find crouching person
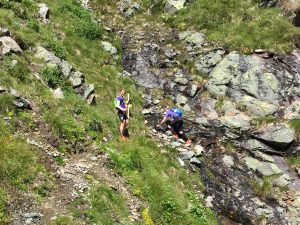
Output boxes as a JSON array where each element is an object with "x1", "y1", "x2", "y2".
[{"x1": 157, "y1": 106, "x2": 192, "y2": 145}]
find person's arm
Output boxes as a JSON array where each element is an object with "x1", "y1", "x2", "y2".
[
  {"x1": 157, "y1": 116, "x2": 168, "y2": 127},
  {"x1": 116, "y1": 99, "x2": 126, "y2": 112}
]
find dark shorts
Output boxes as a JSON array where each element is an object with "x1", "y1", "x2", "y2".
[{"x1": 118, "y1": 110, "x2": 128, "y2": 122}]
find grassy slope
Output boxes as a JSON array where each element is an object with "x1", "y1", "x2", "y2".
[
  {"x1": 0, "y1": 0, "x2": 216, "y2": 224},
  {"x1": 145, "y1": 0, "x2": 300, "y2": 53}
]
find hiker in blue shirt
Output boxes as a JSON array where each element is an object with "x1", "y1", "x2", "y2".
[
  {"x1": 115, "y1": 89, "x2": 128, "y2": 140},
  {"x1": 157, "y1": 106, "x2": 192, "y2": 145}
]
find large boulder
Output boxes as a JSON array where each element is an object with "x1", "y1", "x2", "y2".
[
  {"x1": 0, "y1": 28, "x2": 10, "y2": 37},
  {"x1": 0, "y1": 36, "x2": 23, "y2": 56},
  {"x1": 219, "y1": 112, "x2": 251, "y2": 132},
  {"x1": 35, "y1": 46, "x2": 61, "y2": 67},
  {"x1": 253, "y1": 123, "x2": 295, "y2": 150}
]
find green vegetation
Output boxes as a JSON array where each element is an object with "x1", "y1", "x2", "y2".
[
  {"x1": 286, "y1": 156, "x2": 300, "y2": 168},
  {"x1": 41, "y1": 66, "x2": 65, "y2": 89},
  {"x1": 107, "y1": 138, "x2": 216, "y2": 224},
  {"x1": 166, "y1": 0, "x2": 300, "y2": 53},
  {"x1": 87, "y1": 185, "x2": 130, "y2": 224},
  {"x1": 0, "y1": 188, "x2": 9, "y2": 224},
  {"x1": 251, "y1": 115, "x2": 278, "y2": 127},
  {"x1": 0, "y1": 121, "x2": 44, "y2": 189},
  {"x1": 290, "y1": 119, "x2": 300, "y2": 134}
]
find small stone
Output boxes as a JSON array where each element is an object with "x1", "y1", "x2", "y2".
[
  {"x1": 0, "y1": 27, "x2": 10, "y2": 37},
  {"x1": 193, "y1": 145, "x2": 204, "y2": 156},
  {"x1": 205, "y1": 196, "x2": 214, "y2": 208},
  {"x1": 222, "y1": 155, "x2": 234, "y2": 167},
  {"x1": 178, "y1": 157, "x2": 185, "y2": 167},
  {"x1": 176, "y1": 94, "x2": 188, "y2": 106},
  {"x1": 142, "y1": 108, "x2": 152, "y2": 115},
  {"x1": 190, "y1": 157, "x2": 201, "y2": 166},
  {"x1": 53, "y1": 88, "x2": 64, "y2": 99},
  {"x1": 101, "y1": 41, "x2": 117, "y2": 54},
  {"x1": 180, "y1": 151, "x2": 194, "y2": 160},
  {"x1": 255, "y1": 49, "x2": 265, "y2": 53},
  {"x1": 296, "y1": 168, "x2": 300, "y2": 177},
  {"x1": 23, "y1": 213, "x2": 43, "y2": 218},
  {"x1": 171, "y1": 141, "x2": 182, "y2": 147}
]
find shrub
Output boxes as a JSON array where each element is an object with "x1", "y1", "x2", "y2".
[
  {"x1": 290, "y1": 119, "x2": 300, "y2": 134},
  {"x1": 41, "y1": 66, "x2": 64, "y2": 88},
  {"x1": 28, "y1": 19, "x2": 40, "y2": 32},
  {"x1": 74, "y1": 19, "x2": 101, "y2": 40},
  {"x1": 6, "y1": 58, "x2": 30, "y2": 82},
  {"x1": 46, "y1": 39, "x2": 67, "y2": 59}
]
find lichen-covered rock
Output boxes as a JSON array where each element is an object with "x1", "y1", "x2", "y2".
[
  {"x1": 35, "y1": 46, "x2": 61, "y2": 67},
  {"x1": 195, "y1": 49, "x2": 226, "y2": 74},
  {"x1": 254, "y1": 123, "x2": 295, "y2": 150},
  {"x1": 53, "y1": 88, "x2": 64, "y2": 99},
  {"x1": 220, "y1": 112, "x2": 251, "y2": 132},
  {"x1": 284, "y1": 100, "x2": 300, "y2": 119}
]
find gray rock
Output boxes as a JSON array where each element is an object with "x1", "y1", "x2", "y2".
[
  {"x1": 185, "y1": 32, "x2": 205, "y2": 47},
  {"x1": 0, "y1": 27, "x2": 10, "y2": 37},
  {"x1": 0, "y1": 36, "x2": 23, "y2": 56},
  {"x1": 142, "y1": 108, "x2": 152, "y2": 115},
  {"x1": 194, "y1": 116, "x2": 209, "y2": 126},
  {"x1": 87, "y1": 93, "x2": 96, "y2": 105},
  {"x1": 35, "y1": 46, "x2": 61, "y2": 66},
  {"x1": 193, "y1": 145, "x2": 204, "y2": 156},
  {"x1": 190, "y1": 157, "x2": 201, "y2": 166},
  {"x1": 81, "y1": 0, "x2": 90, "y2": 9},
  {"x1": 83, "y1": 84, "x2": 95, "y2": 99},
  {"x1": 297, "y1": 168, "x2": 300, "y2": 177},
  {"x1": 178, "y1": 157, "x2": 185, "y2": 167},
  {"x1": 284, "y1": 100, "x2": 300, "y2": 119},
  {"x1": 38, "y1": 3, "x2": 49, "y2": 23},
  {"x1": 175, "y1": 77, "x2": 189, "y2": 85},
  {"x1": 242, "y1": 139, "x2": 279, "y2": 155},
  {"x1": 61, "y1": 60, "x2": 72, "y2": 78},
  {"x1": 53, "y1": 88, "x2": 64, "y2": 99},
  {"x1": 23, "y1": 213, "x2": 43, "y2": 218},
  {"x1": 244, "y1": 156, "x2": 262, "y2": 171},
  {"x1": 165, "y1": 0, "x2": 187, "y2": 13},
  {"x1": 256, "y1": 162, "x2": 282, "y2": 176},
  {"x1": 120, "y1": 0, "x2": 140, "y2": 17},
  {"x1": 254, "y1": 123, "x2": 295, "y2": 149},
  {"x1": 171, "y1": 141, "x2": 182, "y2": 147},
  {"x1": 101, "y1": 41, "x2": 117, "y2": 54},
  {"x1": 164, "y1": 47, "x2": 177, "y2": 59},
  {"x1": 175, "y1": 94, "x2": 188, "y2": 106},
  {"x1": 180, "y1": 151, "x2": 195, "y2": 160},
  {"x1": 253, "y1": 151, "x2": 274, "y2": 163},
  {"x1": 220, "y1": 112, "x2": 251, "y2": 132},
  {"x1": 195, "y1": 49, "x2": 226, "y2": 75},
  {"x1": 69, "y1": 71, "x2": 84, "y2": 87},
  {"x1": 222, "y1": 155, "x2": 234, "y2": 167},
  {"x1": 272, "y1": 174, "x2": 291, "y2": 187}
]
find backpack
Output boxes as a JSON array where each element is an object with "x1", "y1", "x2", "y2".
[
  {"x1": 114, "y1": 98, "x2": 118, "y2": 108},
  {"x1": 171, "y1": 107, "x2": 183, "y2": 117}
]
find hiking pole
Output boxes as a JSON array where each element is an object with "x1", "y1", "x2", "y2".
[{"x1": 127, "y1": 93, "x2": 130, "y2": 121}]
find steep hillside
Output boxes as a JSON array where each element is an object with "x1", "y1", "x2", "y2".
[{"x1": 0, "y1": 0, "x2": 300, "y2": 225}]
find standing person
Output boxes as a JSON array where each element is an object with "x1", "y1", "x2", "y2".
[
  {"x1": 157, "y1": 106, "x2": 192, "y2": 145},
  {"x1": 115, "y1": 89, "x2": 128, "y2": 140}
]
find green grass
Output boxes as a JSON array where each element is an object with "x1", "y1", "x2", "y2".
[
  {"x1": 166, "y1": 0, "x2": 300, "y2": 53},
  {"x1": 0, "y1": 120, "x2": 44, "y2": 189},
  {"x1": 286, "y1": 156, "x2": 300, "y2": 168},
  {"x1": 106, "y1": 137, "x2": 216, "y2": 224},
  {"x1": 0, "y1": 188, "x2": 9, "y2": 224},
  {"x1": 87, "y1": 185, "x2": 130, "y2": 224},
  {"x1": 251, "y1": 115, "x2": 278, "y2": 126},
  {"x1": 290, "y1": 119, "x2": 300, "y2": 134}
]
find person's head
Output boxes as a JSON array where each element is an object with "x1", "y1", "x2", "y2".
[{"x1": 119, "y1": 89, "x2": 126, "y2": 97}]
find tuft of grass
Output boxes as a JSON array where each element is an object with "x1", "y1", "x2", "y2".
[
  {"x1": 285, "y1": 156, "x2": 300, "y2": 168},
  {"x1": 46, "y1": 39, "x2": 67, "y2": 60},
  {"x1": 28, "y1": 19, "x2": 40, "y2": 32},
  {"x1": 290, "y1": 119, "x2": 300, "y2": 134},
  {"x1": 251, "y1": 115, "x2": 278, "y2": 127},
  {"x1": 87, "y1": 185, "x2": 130, "y2": 224},
  {"x1": 41, "y1": 66, "x2": 65, "y2": 89},
  {"x1": 0, "y1": 188, "x2": 9, "y2": 224},
  {"x1": 49, "y1": 216, "x2": 77, "y2": 225},
  {"x1": 167, "y1": 0, "x2": 300, "y2": 53}
]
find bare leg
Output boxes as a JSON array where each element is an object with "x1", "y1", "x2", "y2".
[{"x1": 120, "y1": 121, "x2": 125, "y2": 136}]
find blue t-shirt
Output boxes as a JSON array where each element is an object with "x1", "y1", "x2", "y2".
[
  {"x1": 116, "y1": 96, "x2": 125, "y2": 109},
  {"x1": 164, "y1": 110, "x2": 179, "y2": 119}
]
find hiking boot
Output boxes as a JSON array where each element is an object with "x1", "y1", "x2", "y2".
[
  {"x1": 186, "y1": 139, "x2": 192, "y2": 145},
  {"x1": 120, "y1": 135, "x2": 127, "y2": 141}
]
